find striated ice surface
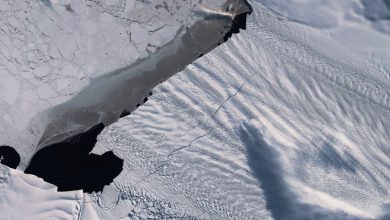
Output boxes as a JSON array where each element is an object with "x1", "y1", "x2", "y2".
[
  {"x1": 0, "y1": 0, "x2": 389, "y2": 220},
  {"x1": 0, "y1": 0, "x2": 251, "y2": 166},
  {"x1": 91, "y1": 1, "x2": 389, "y2": 219},
  {"x1": 259, "y1": 0, "x2": 390, "y2": 71}
]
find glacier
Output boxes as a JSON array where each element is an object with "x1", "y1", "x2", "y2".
[
  {"x1": 0, "y1": 0, "x2": 252, "y2": 167},
  {"x1": 1, "y1": 0, "x2": 390, "y2": 220},
  {"x1": 91, "y1": 1, "x2": 390, "y2": 219}
]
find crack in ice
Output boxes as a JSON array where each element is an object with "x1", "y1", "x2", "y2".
[
  {"x1": 167, "y1": 81, "x2": 247, "y2": 158},
  {"x1": 137, "y1": 81, "x2": 247, "y2": 184}
]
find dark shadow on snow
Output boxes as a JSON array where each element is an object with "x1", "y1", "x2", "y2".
[
  {"x1": 41, "y1": 0, "x2": 52, "y2": 8},
  {"x1": 238, "y1": 120, "x2": 370, "y2": 220},
  {"x1": 25, "y1": 123, "x2": 123, "y2": 193},
  {"x1": 361, "y1": 0, "x2": 390, "y2": 21}
]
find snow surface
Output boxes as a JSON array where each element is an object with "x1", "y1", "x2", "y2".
[
  {"x1": 1, "y1": 0, "x2": 390, "y2": 220},
  {"x1": 91, "y1": 0, "x2": 390, "y2": 219},
  {"x1": 259, "y1": 0, "x2": 390, "y2": 73},
  {"x1": 0, "y1": 0, "x2": 251, "y2": 166},
  {"x1": 0, "y1": 164, "x2": 84, "y2": 220}
]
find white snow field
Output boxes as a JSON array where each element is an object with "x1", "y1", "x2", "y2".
[
  {"x1": 1, "y1": 0, "x2": 390, "y2": 220},
  {"x1": 0, "y1": 164, "x2": 84, "y2": 219},
  {"x1": 92, "y1": 0, "x2": 390, "y2": 219}
]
